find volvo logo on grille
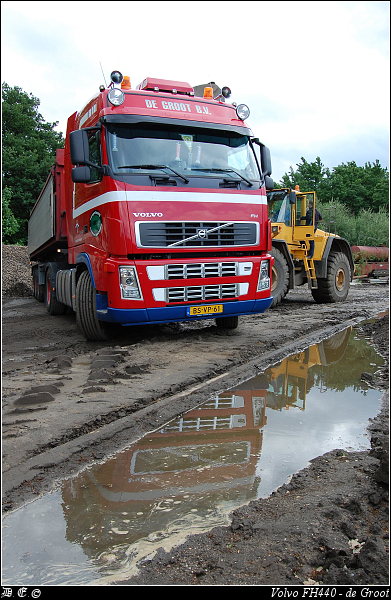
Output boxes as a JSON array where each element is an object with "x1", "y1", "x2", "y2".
[
  {"x1": 166, "y1": 221, "x2": 235, "y2": 248},
  {"x1": 197, "y1": 228, "x2": 207, "y2": 239}
]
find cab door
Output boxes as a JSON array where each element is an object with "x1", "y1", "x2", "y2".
[
  {"x1": 292, "y1": 192, "x2": 315, "y2": 245},
  {"x1": 72, "y1": 129, "x2": 106, "y2": 246}
]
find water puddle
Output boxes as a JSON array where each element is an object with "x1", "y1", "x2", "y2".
[{"x1": 2, "y1": 325, "x2": 385, "y2": 585}]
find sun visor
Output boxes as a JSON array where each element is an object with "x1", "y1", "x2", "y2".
[{"x1": 100, "y1": 114, "x2": 252, "y2": 136}]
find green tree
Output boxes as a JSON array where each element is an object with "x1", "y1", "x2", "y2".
[
  {"x1": 280, "y1": 157, "x2": 332, "y2": 201},
  {"x1": 329, "y1": 160, "x2": 389, "y2": 215},
  {"x1": 281, "y1": 157, "x2": 389, "y2": 215},
  {"x1": 280, "y1": 156, "x2": 389, "y2": 247},
  {"x1": 2, "y1": 187, "x2": 19, "y2": 241},
  {"x1": 2, "y1": 83, "x2": 64, "y2": 244},
  {"x1": 315, "y1": 199, "x2": 389, "y2": 247}
]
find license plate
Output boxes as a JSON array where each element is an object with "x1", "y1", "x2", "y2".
[{"x1": 187, "y1": 304, "x2": 223, "y2": 316}]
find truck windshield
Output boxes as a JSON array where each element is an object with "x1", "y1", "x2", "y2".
[{"x1": 105, "y1": 123, "x2": 260, "y2": 183}]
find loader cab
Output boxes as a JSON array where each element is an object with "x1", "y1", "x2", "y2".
[
  {"x1": 267, "y1": 188, "x2": 316, "y2": 247},
  {"x1": 267, "y1": 188, "x2": 297, "y2": 237}
]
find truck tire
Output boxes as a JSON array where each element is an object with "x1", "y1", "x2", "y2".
[
  {"x1": 215, "y1": 315, "x2": 239, "y2": 330},
  {"x1": 270, "y1": 247, "x2": 289, "y2": 307},
  {"x1": 311, "y1": 251, "x2": 351, "y2": 304},
  {"x1": 75, "y1": 270, "x2": 116, "y2": 341},
  {"x1": 45, "y1": 265, "x2": 66, "y2": 315}
]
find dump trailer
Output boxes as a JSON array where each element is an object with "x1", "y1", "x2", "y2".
[
  {"x1": 28, "y1": 72, "x2": 275, "y2": 340},
  {"x1": 266, "y1": 187, "x2": 354, "y2": 306}
]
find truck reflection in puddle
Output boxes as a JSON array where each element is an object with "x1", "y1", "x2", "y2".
[
  {"x1": 2, "y1": 326, "x2": 385, "y2": 585},
  {"x1": 59, "y1": 325, "x2": 383, "y2": 579},
  {"x1": 62, "y1": 387, "x2": 267, "y2": 569}
]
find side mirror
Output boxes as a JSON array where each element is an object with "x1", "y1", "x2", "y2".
[
  {"x1": 70, "y1": 129, "x2": 90, "y2": 166},
  {"x1": 260, "y1": 145, "x2": 272, "y2": 177},
  {"x1": 72, "y1": 166, "x2": 91, "y2": 183},
  {"x1": 289, "y1": 190, "x2": 297, "y2": 204},
  {"x1": 251, "y1": 138, "x2": 272, "y2": 177},
  {"x1": 265, "y1": 176, "x2": 274, "y2": 190}
]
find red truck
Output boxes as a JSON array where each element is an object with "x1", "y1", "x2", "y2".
[{"x1": 28, "y1": 72, "x2": 274, "y2": 340}]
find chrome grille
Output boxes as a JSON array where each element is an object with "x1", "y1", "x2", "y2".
[
  {"x1": 137, "y1": 221, "x2": 258, "y2": 247},
  {"x1": 166, "y1": 283, "x2": 238, "y2": 303},
  {"x1": 166, "y1": 262, "x2": 238, "y2": 279}
]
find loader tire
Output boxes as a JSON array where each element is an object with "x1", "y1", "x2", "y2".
[
  {"x1": 311, "y1": 251, "x2": 351, "y2": 304},
  {"x1": 270, "y1": 247, "x2": 289, "y2": 307},
  {"x1": 76, "y1": 270, "x2": 117, "y2": 341},
  {"x1": 45, "y1": 265, "x2": 66, "y2": 315}
]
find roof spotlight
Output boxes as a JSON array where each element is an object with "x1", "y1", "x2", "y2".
[
  {"x1": 236, "y1": 103, "x2": 250, "y2": 120},
  {"x1": 108, "y1": 88, "x2": 125, "y2": 106},
  {"x1": 110, "y1": 71, "x2": 123, "y2": 85},
  {"x1": 222, "y1": 86, "x2": 231, "y2": 99}
]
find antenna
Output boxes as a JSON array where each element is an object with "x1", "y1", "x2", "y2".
[{"x1": 99, "y1": 62, "x2": 107, "y2": 87}]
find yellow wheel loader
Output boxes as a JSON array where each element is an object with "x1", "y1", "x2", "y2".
[{"x1": 267, "y1": 188, "x2": 354, "y2": 307}]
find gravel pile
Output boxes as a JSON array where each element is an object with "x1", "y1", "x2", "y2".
[{"x1": 2, "y1": 245, "x2": 34, "y2": 298}]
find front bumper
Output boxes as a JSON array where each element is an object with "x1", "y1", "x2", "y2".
[{"x1": 97, "y1": 296, "x2": 273, "y2": 326}]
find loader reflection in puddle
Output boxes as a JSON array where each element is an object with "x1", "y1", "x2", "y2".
[
  {"x1": 253, "y1": 327, "x2": 352, "y2": 412},
  {"x1": 61, "y1": 328, "x2": 355, "y2": 567}
]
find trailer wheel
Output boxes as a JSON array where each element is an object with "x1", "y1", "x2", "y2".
[
  {"x1": 76, "y1": 270, "x2": 116, "y2": 341},
  {"x1": 215, "y1": 315, "x2": 239, "y2": 330},
  {"x1": 270, "y1": 247, "x2": 289, "y2": 307},
  {"x1": 45, "y1": 265, "x2": 66, "y2": 315},
  {"x1": 311, "y1": 251, "x2": 351, "y2": 304}
]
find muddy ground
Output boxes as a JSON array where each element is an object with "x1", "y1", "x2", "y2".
[{"x1": 1, "y1": 266, "x2": 389, "y2": 587}]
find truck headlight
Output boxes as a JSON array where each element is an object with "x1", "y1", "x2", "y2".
[
  {"x1": 119, "y1": 266, "x2": 142, "y2": 299},
  {"x1": 257, "y1": 260, "x2": 270, "y2": 291}
]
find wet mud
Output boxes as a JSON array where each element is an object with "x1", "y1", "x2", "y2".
[{"x1": 1, "y1": 282, "x2": 389, "y2": 586}]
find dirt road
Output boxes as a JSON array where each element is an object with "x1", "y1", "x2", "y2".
[{"x1": 2, "y1": 274, "x2": 389, "y2": 586}]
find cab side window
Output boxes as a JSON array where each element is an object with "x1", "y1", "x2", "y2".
[{"x1": 88, "y1": 132, "x2": 102, "y2": 183}]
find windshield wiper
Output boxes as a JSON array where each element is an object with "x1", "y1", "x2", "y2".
[
  {"x1": 117, "y1": 164, "x2": 189, "y2": 183},
  {"x1": 191, "y1": 167, "x2": 253, "y2": 187}
]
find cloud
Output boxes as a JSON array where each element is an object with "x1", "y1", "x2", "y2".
[{"x1": 1, "y1": 1, "x2": 389, "y2": 180}]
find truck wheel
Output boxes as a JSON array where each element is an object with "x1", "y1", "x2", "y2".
[
  {"x1": 76, "y1": 270, "x2": 116, "y2": 341},
  {"x1": 311, "y1": 251, "x2": 351, "y2": 303},
  {"x1": 270, "y1": 247, "x2": 289, "y2": 307},
  {"x1": 45, "y1": 265, "x2": 66, "y2": 315},
  {"x1": 215, "y1": 315, "x2": 239, "y2": 330}
]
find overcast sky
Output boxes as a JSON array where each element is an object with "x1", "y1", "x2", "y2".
[{"x1": 2, "y1": 0, "x2": 389, "y2": 183}]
